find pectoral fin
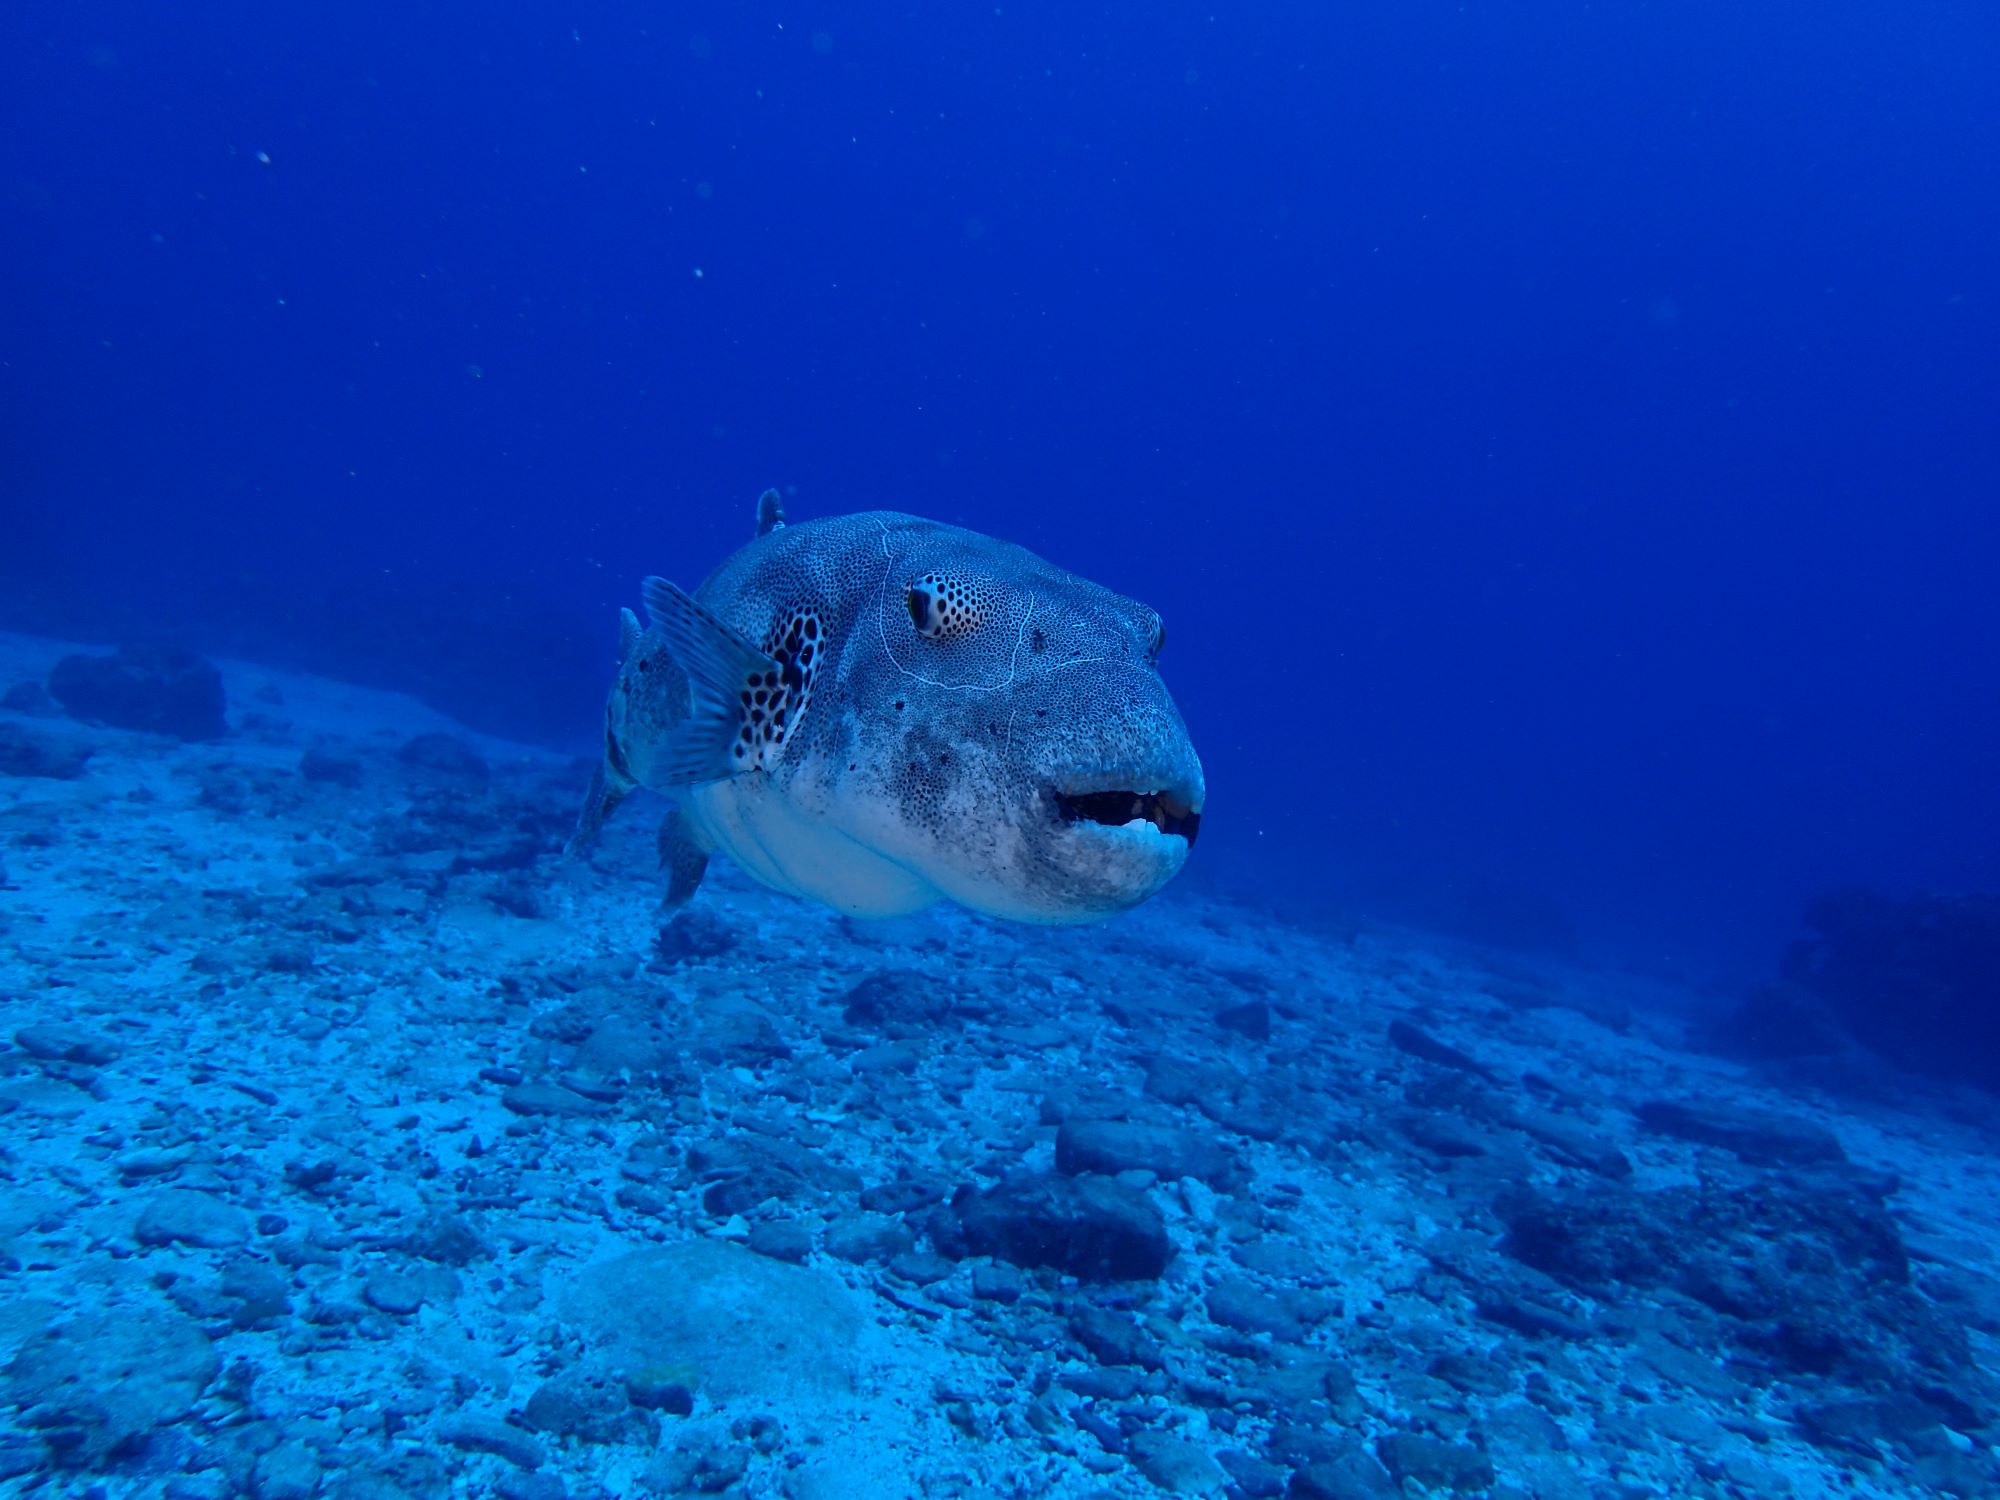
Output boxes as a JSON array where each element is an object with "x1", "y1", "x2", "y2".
[{"x1": 640, "y1": 576, "x2": 781, "y2": 785}]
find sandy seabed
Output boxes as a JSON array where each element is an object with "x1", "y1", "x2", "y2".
[{"x1": 1, "y1": 630, "x2": 1997, "y2": 1500}]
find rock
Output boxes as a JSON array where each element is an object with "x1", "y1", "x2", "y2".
[
  {"x1": 1705, "y1": 980, "x2": 1854, "y2": 1064},
  {"x1": 971, "y1": 1263, "x2": 1024, "y2": 1304},
  {"x1": 363, "y1": 1271, "x2": 430, "y2": 1317},
  {"x1": 1498, "y1": 1175, "x2": 1967, "y2": 1385},
  {"x1": 1428, "y1": 1351, "x2": 1514, "y2": 1397},
  {"x1": 47, "y1": 645, "x2": 226, "y2": 740},
  {"x1": 1388, "y1": 1019, "x2": 1498, "y2": 1080},
  {"x1": 849, "y1": 1041, "x2": 920, "y2": 1074},
  {"x1": 1374, "y1": 1433, "x2": 1496, "y2": 1494},
  {"x1": 1, "y1": 681, "x2": 59, "y2": 716},
  {"x1": 1499, "y1": 1108, "x2": 1633, "y2": 1179},
  {"x1": 1714, "y1": 887, "x2": 2000, "y2": 1105},
  {"x1": 436, "y1": 1415, "x2": 547, "y2": 1470},
  {"x1": 115, "y1": 1146, "x2": 192, "y2": 1179},
  {"x1": 746, "y1": 1219, "x2": 813, "y2": 1263},
  {"x1": 1215, "y1": 999, "x2": 1271, "y2": 1040},
  {"x1": 685, "y1": 998, "x2": 792, "y2": 1066},
  {"x1": 1230, "y1": 1240, "x2": 1320, "y2": 1280},
  {"x1": 252, "y1": 1441, "x2": 323, "y2": 1500},
  {"x1": 1145, "y1": 1055, "x2": 1240, "y2": 1107},
  {"x1": 1056, "y1": 1118, "x2": 1236, "y2": 1186},
  {"x1": 687, "y1": 1134, "x2": 859, "y2": 1217},
  {"x1": 501, "y1": 1080, "x2": 609, "y2": 1118},
  {"x1": 521, "y1": 1366, "x2": 656, "y2": 1446},
  {"x1": 134, "y1": 1189, "x2": 252, "y2": 1248},
  {"x1": 1286, "y1": 1448, "x2": 1400, "y2": 1499},
  {"x1": 1128, "y1": 1428, "x2": 1228, "y2": 1494},
  {"x1": 14, "y1": 1024, "x2": 121, "y2": 1065},
  {"x1": 1771, "y1": 887, "x2": 2000, "y2": 1092},
  {"x1": 1635, "y1": 1098, "x2": 1847, "y2": 1167},
  {"x1": 299, "y1": 748, "x2": 364, "y2": 786},
  {"x1": 1399, "y1": 1114, "x2": 1492, "y2": 1158},
  {"x1": 220, "y1": 1261, "x2": 293, "y2": 1328},
  {"x1": 1206, "y1": 1278, "x2": 1305, "y2": 1341},
  {"x1": 958, "y1": 1171, "x2": 1171, "y2": 1281},
  {"x1": 406, "y1": 1211, "x2": 486, "y2": 1266},
  {"x1": 0, "y1": 1436, "x2": 39, "y2": 1481},
  {"x1": 561, "y1": 1241, "x2": 863, "y2": 1401},
  {"x1": 3, "y1": 1307, "x2": 218, "y2": 1465},
  {"x1": 396, "y1": 733, "x2": 489, "y2": 782},
  {"x1": 626, "y1": 1366, "x2": 698, "y2": 1416},
  {"x1": 574, "y1": 1013, "x2": 672, "y2": 1077},
  {"x1": 653, "y1": 908, "x2": 737, "y2": 962},
  {"x1": 887, "y1": 1249, "x2": 955, "y2": 1285},
  {"x1": 0, "y1": 723, "x2": 91, "y2": 779},
  {"x1": 1217, "y1": 1450, "x2": 1287, "y2": 1499},
  {"x1": 822, "y1": 1212, "x2": 914, "y2": 1264},
  {"x1": 1792, "y1": 1393, "x2": 1957, "y2": 1458},
  {"x1": 841, "y1": 968, "x2": 952, "y2": 1027},
  {"x1": 642, "y1": 1434, "x2": 749, "y2": 1495},
  {"x1": 1069, "y1": 1304, "x2": 1165, "y2": 1370},
  {"x1": 1472, "y1": 1292, "x2": 1593, "y2": 1342},
  {"x1": 858, "y1": 1179, "x2": 949, "y2": 1215}
]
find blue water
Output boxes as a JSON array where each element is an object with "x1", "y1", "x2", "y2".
[
  {"x1": 6, "y1": 1, "x2": 1998, "y2": 974},
  {"x1": 9, "y1": 10, "x2": 2000, "y2": 1499}
]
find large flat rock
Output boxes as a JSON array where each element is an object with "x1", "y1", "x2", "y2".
[{"x1": 560, "y1": 1240, "x2": 864, "y2": 1402}]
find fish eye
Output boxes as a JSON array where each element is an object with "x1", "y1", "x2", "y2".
[
  {"x1": 905, "y1": 572, "x2": 991, "y2": 641},
  {"x1": 1147, "y1": 612, "x2": 1166, "y2": 659}
]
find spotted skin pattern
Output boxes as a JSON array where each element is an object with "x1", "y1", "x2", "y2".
[
  {"x1": 729, "y1": 610, "x2": 823, "y2": 771},
  {"x1": 570, "y1": 503, "x2": 1205, "y2": 924}
]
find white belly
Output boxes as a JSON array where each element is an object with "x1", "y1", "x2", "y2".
[{"x1": 684, "y1": 778, "x2": 941, "y2": 918}]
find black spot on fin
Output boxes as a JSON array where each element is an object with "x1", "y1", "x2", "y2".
[
  {"x1": 755, "y1": 487, "x2": 786, "y2": 538},
  {"x1": 658, "y1": 806, "x2": 710, "y2": 911},
  {"x1": 639, "y1": 576, "x2": 779, "y2": 785}
]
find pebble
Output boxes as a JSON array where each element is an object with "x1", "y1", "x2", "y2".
[
  {"x1": 1375, "y1": 1432, "x2": 1497, "y2": 1494},
  {"x1": 1069, "y1": 1303, "x2": 1165, "y2": 1370},
  {"x1": 14, "y1": 1024, "x2": 122, "y2": 1066},
  {"x1": 1055, "y1": 1118, "x2": 1235, "y2": 1186},
  {"x1": 823, "y1": 1211, "x2": 914, "y2": 1264},
  {"x1": 116, "y1": 1146, "x2": 193, "y2": 1179},
  {"x1": 251, "y1": 1440, "x2": 323, "y2": 1500},
  {"x1": 1127, "y1": 1428, "x2": 1228, "y2": 1494},
  {"x1": 1205, "y1": 1278, "x2": 1305, "y2": 1342},
  {"x1": 746, "y1": 1219, "x2": 813, "y2": 1263},
  {"x1": 1634, "y1": 1098, "x2": 1848, "y2": 1167},
  {"x1": 436, "y1": 1414, "x2": 548, "y2": 1470},
  {"x1": 502, "y1": 1081, "x2": 609, "y2": 1118},
  {"x1": 958, "y1": 1171, "x2": 1170, "y2": 1281},
  {"x1": 2, "y1": 640, "x2": 1988, "y2": 1500},
  {"x1": 134, "y1": 1189, "x2": 252, "y2": 1249},
  {"x1": 363, "y1": 1271, "x2": 429, "y2": 1317}
]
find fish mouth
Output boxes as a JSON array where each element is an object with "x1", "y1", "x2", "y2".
[{"x1": 1052, "y1": 783, "x2": 1203, "y2": 846}]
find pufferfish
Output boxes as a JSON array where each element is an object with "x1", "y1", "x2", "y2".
[{"x1": 567, "y1": 490, "x2": 1204, "y2": 924}]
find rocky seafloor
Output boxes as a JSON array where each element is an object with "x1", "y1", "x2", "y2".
[{"x1": 2, "y1": 629, "x2": 1998, "y2": 1500}]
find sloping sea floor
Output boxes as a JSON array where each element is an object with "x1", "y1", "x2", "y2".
[{"x1": 1, "y1": 628, "x2": 1998, "y2": 1500}]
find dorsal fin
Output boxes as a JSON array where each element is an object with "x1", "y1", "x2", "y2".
[{"x1": 755, "y1": 488, "x2": 787, "y2": 538}]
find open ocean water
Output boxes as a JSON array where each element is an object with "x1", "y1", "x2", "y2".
[{"x1": 2, "y1": 4, "x2": 1998, "y2": 1498}]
